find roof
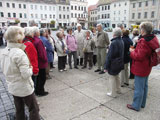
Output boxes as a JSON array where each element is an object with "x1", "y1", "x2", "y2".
[{"x1": 97, "y1": 0, "x2": 114, "y2": 6}]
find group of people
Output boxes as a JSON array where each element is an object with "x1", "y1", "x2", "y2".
[{"x1": 0, "y1": 21, "x2": 159, "y2": 120}]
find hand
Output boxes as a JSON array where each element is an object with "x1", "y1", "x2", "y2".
[{"x1": 129, "y1": 48, "x2": 134, "y2": 52}]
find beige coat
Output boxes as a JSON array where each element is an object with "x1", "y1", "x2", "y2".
[
  {"x1": 97, "y1": 30, "x2": 110, "y2": 48},
  {"x1": 0, "y1": 43, "x2": 34, "y2": 97}
]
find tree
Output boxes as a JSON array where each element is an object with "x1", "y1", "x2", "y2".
[
  {"x1": 15, "y1": 19, "x2": 20, "y2": 24},
  {"x1": 50, "y1": 20, "x2": 55, "y2": 28}
]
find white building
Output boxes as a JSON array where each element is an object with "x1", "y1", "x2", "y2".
[
  {"x1": 70, "y1": 0, "x2": 88, "y2": 29},
  {"x1": 27, "y1": 2, "x2": 57, "y2": 28},
  {"x1": 129, "y1": 0, "x2": 160, "y2": 29},
  {"x1": 97, "y1": 0, "x2": 111, "y2": 28},
  {"x1": 88, "y1": 5, "x2": 98, "y2": 27},
  {"x1": 0, "y1": 0, "x2": 29, "y2": 27},
  {"x1": 110, "y1": 0, "x2": 130, "y2": 29}
]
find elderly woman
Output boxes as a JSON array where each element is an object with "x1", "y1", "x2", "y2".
[
  {"x1": 40, "y1": 29, "x2": 53, "y2": 79},
  {"x1": 66, "y1": 27, "x2": 78, "y2": 69},
  {"x1": 55, "y1": 31, "x2": 67, "y2": 72},
  {"x1": 0, "y1": 26, "x2": 40, "y2": 120},
  {"x1": 121, "y1": 29, "x2": 133, "y2": 87},
  {"x1": 82, "y1": 30, "x2": 95, "y2": 70},
  {"x1": 23, "y1": 27, "x2": 39, "y2": 88},
  {"x1": 127, "y1": 22, "x2": 159, "y2": 111},
  {"x1": 32, "y1": 27, "x2": 48, "y2": 96},
  {"x1": 104, "y1": 28, "x2": 124, "y2": 98}
]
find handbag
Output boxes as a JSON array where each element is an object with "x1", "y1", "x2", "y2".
[{"x1": 83, "y1": 40, "x2": 89, "y2": 53}]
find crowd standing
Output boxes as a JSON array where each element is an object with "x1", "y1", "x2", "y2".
[{"x1": 0, "y1": 21, "x2": 159, "y2": 119}]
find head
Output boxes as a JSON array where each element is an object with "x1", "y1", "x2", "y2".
[
  {"x1": 117, "y1": 23, "x2": 124, "y2": 30},
  {"x1": 59, "y1": 28, "x2": 64, "y2": 34},
  {"x1": 96, "y1": 24, "x2": 102, "y2": 32},
  {"x1": 122, "y1": 29, "x2": 130, "y2": 37},
  {"x1": 32, "y1": 27, "x2": 40, "y2": 37},
  {"x1": 140, "y1": 22, "x2": 153, "y2": 36},
  {"x1": 24, "y1": 27, "x2": 34, "y2": 38},
  {"x1": 86, "y1": 30, "x2": 91, "y2": 38},
  {"x1": 4, "y1": 26, "x2": 24, "y2": 43},
  {"x1": 113, "y1": 28, "x2": 122, "y2": 38},
  {"x1": 91, "y1": 27, "x2": 96, "y2": 33},
  {"x1": 56, "y1": 31, "x2": 63, "y2": 39},
  {"x1": 48, "y1": 29, "x2": 51, "y2": 35},
  {"x1": 132, "y1": 28, "x2": 139, "y2": 36},
  {"x1": 67, "y1": 27, "x2": 72, "y2": 35},
  {"x1": 77, "y1": 24, "x2": 82, "y2": 31},
  {"x1": 40, "y1": 29, "x2": 46, "y2": 37},
  {"x1": 44, "y1": 28, "x2": 49, "y2": 37}
]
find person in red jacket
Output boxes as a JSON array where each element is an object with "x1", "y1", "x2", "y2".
[
  {"x1": 127, "y1": 22, "x2": 159, "y2": 111},
  {"x1": 23, "y1": 27, "x2": 39, "y2": 89}
]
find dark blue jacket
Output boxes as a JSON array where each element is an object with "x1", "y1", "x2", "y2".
[
  {"x1": 122, "y1": 36, "x2": 133, "y2": 64},
  {"x1": 105, "y1": 37, "x2": 124, "y2": 75},
  {"x1": 40, "y1": 36, "x2": 53, "y2": 63}
]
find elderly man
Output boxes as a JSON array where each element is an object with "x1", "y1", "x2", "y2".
[
  {"x1": 74, "y1": 24, "x2": 85, "y2": 66},
  {"x1": 104, "y1": 28, "x2": 124, "y2": 98},
  {"x1": 95, "y1": 24, "x2": 110, "y2": 74}
]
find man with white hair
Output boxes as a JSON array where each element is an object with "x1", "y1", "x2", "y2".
[
  {"x1": 95, "y1": 24, "x2": 110, "y2": 74},
  {"x1": 104, "y1": 28, "x2": 124, "y2": 98},
  {"x1": 74, "y1": 23, "x2": 86, "y2": 66}
]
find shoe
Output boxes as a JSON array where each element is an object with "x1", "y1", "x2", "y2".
[
  {"x1": 46, "y1": 75, "x2": 52, "y2": 80},
  {"x1": 74, "y1": 66, "x2": 79, "y2": 69},
  {"x1": 88, "y1": 67, "x2": 92, "y2": 70},
  {"x1": 127, "y1": 104, "x2": 139, "y2": 111},
  {"x1": 37, "y1": 91, "x2": 49, "y2": 97},
  {"x1": 107, "y1": 92, "x2": 116, "y2": 98},
  {"x1": 49, "y1": 69, "x2": 53, "y2": 72},
  {"x1": 63, "y1": 68, "x2": 67, "y2": 71},
  {"x1": 95, "y1": 69, "x2": 101, "y2": 72},
  {"x1": 69, "y1": 66, "x2": 72, "y2": 69},
  {"x1": 124, "y1": 83, "x2": 129, "y2": 86},
  {"x1": 59, "y1": 69, "x2": 63, "y2": 72},
  {"x1": 99, "y1": 71, "x2": 105, "y2": 74},
  {"x1": 121, "y1": 85, "x2": 126, "y2": 87},
  {"x1": 81, "y1": 66, "x2": 86, "y2": 69}
]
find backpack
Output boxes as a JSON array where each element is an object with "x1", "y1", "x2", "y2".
[{"x1": 150, "y1": 48, "x2": 160, "y2": 66}]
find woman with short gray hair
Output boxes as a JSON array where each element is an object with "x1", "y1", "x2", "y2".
[
  {"x1": 127, "y1": 22, "x2": 159, "y2": 111},
  {"x1": 104, "y1": 28, "x2": 124, "y2": 98},
  {"x1": 0, "y1": 26, "x2": 40, "y2": 120}
]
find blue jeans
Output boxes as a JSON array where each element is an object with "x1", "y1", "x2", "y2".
[{"x1": 132, "y1": 75, "x2": 149, "y2": 111}]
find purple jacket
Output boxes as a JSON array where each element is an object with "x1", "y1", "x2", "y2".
[
  {"x1": 33, "y1": 36, "x2": 48, "y2": 69},
  {"x1": 65, "y1": 34, "x2": 77, "y2": 52}
]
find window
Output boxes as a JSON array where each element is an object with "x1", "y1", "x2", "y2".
[
  {"x1": 75, "y1": 13, "x2": 77, "y2": 18},
  {"x1": 84, "y1": 7, "x2": 86, "y2": 12},
  {"x1": 78, "y1": 14, "x2": 80, "y2": 17},
  {"x1": 145, "y1": 1, "x2": 148, "y2": 6},
  {"x1": 45, "y1": 6, "x2": 47, "y2": 10},
  {"x1": 71, "y1": 6, "x2": 73, "y2": 10},
  {"x1": 19, "y1": 13, "x2": 22, "y2": 18},
  {"x1": 108, "y1": 14, "x2": 110, "y2": 18},
  {"x1": 53, "y1": 7, "x2": 55, "y2": 11},
  {"x1": 45, "y1": 14, "x2": 47, "y2": 18},
  {"x1": 152, "y1": 0, "x2": 156, "y2": 5},
  {"x1": 53, "y1": 15, "x2": 55, "y2": 19},
  {"x1": 0, "y1": 12, "x2": 4, "y2": 17},
  {"x1": 63, "y1": 6, "x2": 65, "y2": 11},
  {"x1": 13, "y1": 13, "x2": 16, "y2": 18},
  {"x1": 105, "y1": 6, "x2": 107, "y2": 10},
  {"x1": 7, "y1": 3, "x2": 10, "y2": 8},
  {"x1": 114, "y1": 11, "x2": 116, "y2": 15},
  {"x1": 124, "y1": 17, "x2": 126, "y2": 20},
  {"x1": 35, "y1": 14, "x2": 38, "y2": 18},
  {"x1": 81, "y1": 6, "x2": 83, "y2": 11},
  {"x1": 144, "y1": 12, "x2": 147, "y2": 18},
  {"x1": 59, "y1": 14, "x2": 61, "y2": 19},
  {"x1": 24, "y1": 13, "x2": 27, "y2": 18},
  {"x1": 105, "y1": 14, "x2": 107, "y2": 19},
  {"x1": 114, "y1": 4, "x2": 116, "y2": 7},
  {"x1": 19, "y1": 4, "x2": 21, "y2": 8},
  {"x1": 108, "y1": 5, "x2": 110, "y2": 10},
  {"x1": 63, "y1": 15, "x2": 65, "y2": 19},
  {"x1": 49, "y1": 6, "x2": 52, "y2": 11},
  {"x1": 102, "y1": 6, "x2": 104, "y2": 11},
  {"x1": 23, "y1": 4, "x2": 26, "y2": 9},
  {"x1": 119, "y1": 11, "x2": 120, "y2": 14},
  {"x1": 31, "y1": 5, "x2": 33, "y2": 9},
  {"x1": 40, "y1": 6, "x2": 43, "y2": 10},
  {"x1": 67, "y1": 7, "x2": 69, "y2": 11},
  {"x1": 138, "y1": 12, "x2": 141, "y2": 19},
  {"x1": 151, "y1": 11, "x2": 155, "y2": 18},
  {"x1": 41, "y1": 14, "x2": 43, "y2": 19},
  {"x1": 59, "y1": 6, "x2": 61, "y2": 11},
  {"x1": 119, "y1": 3, "x2": 121, "y2": 6},
  {"x1": 75, "y1": 6, "x2": 77, "y2": 10},
  {"x1": 0, "y1": 2, "x2": 2, "y2": 7},
  {"x1": 31, "y1": 14, "x2": 33, "y2": 18},
  {"x1": 79, "y1": 6, "x2": 80, "y2": 10},
  {"x1": 125, "y1": 2, "x2": 127, "y2": 6},
  {"x1": 124, "y1": 10, "x2": 126, "y2": 14},
  {"x1": 12, "y1": 3, "x2": 15, "y2": 8},
  {"x1": 8, "y1": 13, "x2": 11, "y2": 17},
  {"x1": 139, "y1": 2, "x2": 142, "y2": 7},
  {"x1": 132, "y1": 13, "x2": 135, "y2": 19},
  {"x1": 67, "y1": 15, "x2": 69, "y2": 19},
  {"x1": 35, "y1": 5, "x2": 37, "y2": 10},
  {"x1": 81, "y1": 14, "x2": 83, "y2": 18},
  {"x1": 71, "y1": 13, "x2": 73, "y2": 18},
  {"x1": 102, "y1": 14, "x2": 104, "y2": 19},
  {"x1": 50, "y1": 14, "x2": 52, "y2": 19},
  {"x1": 133, "y1": 3, "x2": 136, "y2": 8}
]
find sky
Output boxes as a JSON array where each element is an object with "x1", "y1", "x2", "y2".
[{"x1": 87, "y1": 0, "x2": 99, "y2": 6}]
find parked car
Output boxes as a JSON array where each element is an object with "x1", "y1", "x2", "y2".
[
  {"x1": 153, "y1": 30, "x2": 160, "y2": 34},
  {"x1": 103, "y1": 27, "x2": 113, "y2": 32}
]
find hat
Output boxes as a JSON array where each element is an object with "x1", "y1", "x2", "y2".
[{"x1": 77, "y1": 24, "x2": 82, "y2": 28}]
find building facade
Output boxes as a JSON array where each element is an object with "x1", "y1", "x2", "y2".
[
  {"x1": 110, "y1": 0, "x2": 130, "y2": 29},
  {"x1": 0, "y1": 0, "x2": 29, "y2": 27},
  {"x1": 129, "y1": 0, "x2": 160, "y2": 29},
  {"x1": 70, "y1": 0, "x2": 88, "y2": 29},
  {"x1": 97, "y1": 0, "x2": 111, "y2": 28},
  {"x1": 88, "y1": 5, "x2": 98, "y2": 27}
]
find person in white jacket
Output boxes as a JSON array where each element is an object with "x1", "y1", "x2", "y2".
[{"x1": 0, "y1": 26, "x2": 40, "y2": 120}]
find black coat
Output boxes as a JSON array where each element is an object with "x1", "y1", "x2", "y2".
[
  {"x1": 122, "y1": 36, "x2": 133, "y2": 64},
  {"x1": 105, "y1": 37, "x2": 124, "y2": 75}
]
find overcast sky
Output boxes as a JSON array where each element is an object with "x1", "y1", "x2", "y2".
[{"x1": 87, "y1": 0, "x2": 99, "y2": 6}]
